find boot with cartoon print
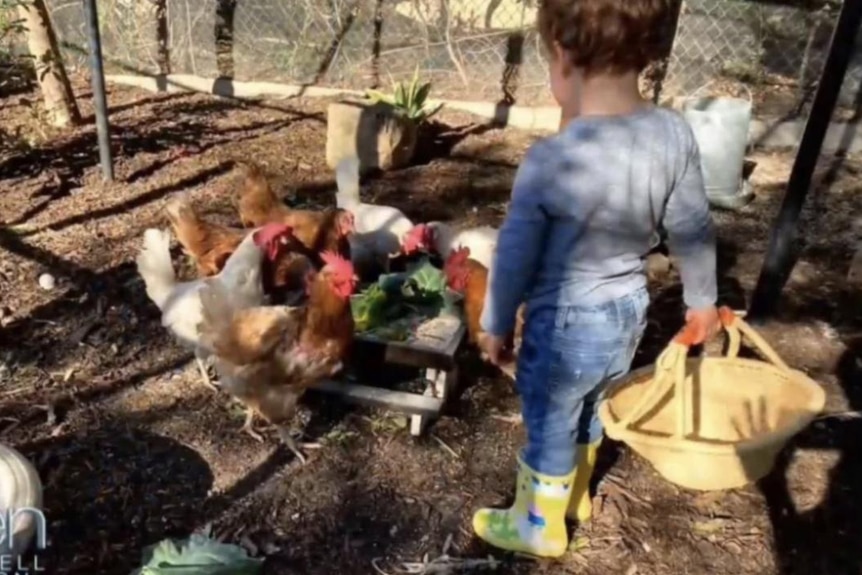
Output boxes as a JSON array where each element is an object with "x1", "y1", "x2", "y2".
[{"x1": 472, "y1": 457, "x2": 575, "y2": 558}]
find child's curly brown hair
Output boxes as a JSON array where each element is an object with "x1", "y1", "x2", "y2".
[{"x1": 537, "y1": 0, "x2": 675, "y2": 76}]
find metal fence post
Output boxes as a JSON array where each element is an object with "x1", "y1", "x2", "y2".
[
  {"x1": 82, "y1": 0, "x2": 114, "y2": 182},
  {"x1": 747, "y1": 0, "x2": 862, "y2": 322}
]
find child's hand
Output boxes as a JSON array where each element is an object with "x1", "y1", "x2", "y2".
[
  {"x1": 684, "y1": 306, "x2": 721, "y2": 345},
  {"x1": 478, "y1": 332, "x2": 506, "y2": 366}
]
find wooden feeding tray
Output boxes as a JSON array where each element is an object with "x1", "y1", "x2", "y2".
[{"x1": 315, "y1": 314, "x2": 466, "y2": 436}]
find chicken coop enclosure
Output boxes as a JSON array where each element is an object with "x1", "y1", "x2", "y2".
[{"x1": 0, "y1": 0, "x2": 851, "y2": 120}]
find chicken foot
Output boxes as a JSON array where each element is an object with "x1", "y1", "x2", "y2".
[
  {"x1": 241, "y1": 409, "x2": 265, "y2": 443},
  {"x1": 194, "y1": 351, "x2": 219, "y2": 392},
  {"x1": 274, "y1": 426, "x2": 306, "y2": 464},
  {"x1": 276, "y1": 425, "x2": 322, "y2": 465},
  {"x1": 239, "y1": 409, "x2": 319, "y2": 463}
]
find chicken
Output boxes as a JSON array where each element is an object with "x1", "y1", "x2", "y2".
[
  {"x1": 135, "y1": 222, "x2": 294, "y2": 390},
  {"x1": 443, "y1": 246, "x2": 524, "y2": 376},
  {"x1": 418, "y1": 221, "x2": 499, "y2": 269},
  {"x1": 164, "y1": 193, "x2": 243, "y2": 277},
  {"x1": 197, "y1": 250, "x2": 359, "y2": 463},
  {"x1": 165, "y1": 192, "x2": 315, "y2": 305},
  {"x1": 333, "y1": 156, "x2": 417, "y2": 279},
  {"x1": 235, "y1": 162, "x2": 353, "y2": 262}
]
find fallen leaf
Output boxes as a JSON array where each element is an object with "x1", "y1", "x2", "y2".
[
  {"x1": 569, "y1": 536, "x2": 590, "y2": 551},
  {"x1": 693, "y1": 519, "x2": 724, "y2": 534}
]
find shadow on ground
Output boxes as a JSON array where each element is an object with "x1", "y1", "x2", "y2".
[
  {"x1": 15, "y1": 425, "x2": 213, "y2": 574},
  {"x1": 0, "y1": 238, "x2": 189, "y2": 424},
  {"x1": 755, "y1": 282, "x2": 862, "y2": 575}
]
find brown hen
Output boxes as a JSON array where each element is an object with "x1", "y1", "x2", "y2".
[
  {"x1": 443, "y1": 246, "x2": 524, "y2": 378},
  {"x1": 235, "y1": 162, "x2": 353, "y2": 264},
  {"x1": 164, "y1": 192, "x2": 315, "y2": 305},
  {"x1": 196, "y1": 250, "x2": 358, "y2": 463}
]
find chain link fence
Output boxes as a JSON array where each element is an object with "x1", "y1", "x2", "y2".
[
  {"x1": 24, "y1": 0, "x2": 862, "y2": 117},
  {"x1": 663, "y1": 0, "x2": 858, "y2": 116}
]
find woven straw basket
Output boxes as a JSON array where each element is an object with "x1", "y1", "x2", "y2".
[{"x1": 599, "y1": 307, "x2": 826, "y2": 491}]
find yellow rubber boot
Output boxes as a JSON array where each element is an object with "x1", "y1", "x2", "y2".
[
  {"x1": 472, "y1": 458, "x2": 575, "y2": 558},
  {"x1": 566, "y1": 438, "x2": 602, "y2": 523}
]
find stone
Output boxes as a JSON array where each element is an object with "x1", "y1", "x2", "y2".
[{"x1": 325, "y1": 99, "x2": 418, "y2": 172}]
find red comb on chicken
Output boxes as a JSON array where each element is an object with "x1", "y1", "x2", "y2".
[
  {"x1": 319, "y1": 250, "x2": 357, "y2": 300},
  {"x1": 235, "y1": 163, "x2": 351, "y2": 261},
  {"x1": 253, "y1": 223, "x2": 295, "y2": 261},
  {"x1": 402, "y1": 224, "x2": 433, "y2": 255},
  {"x1": 320, "y1": 250, "x2": 353, "y2": 276},
  {"x1": 443, "y1": 246, "x2": 472, "y2": 292},
  {"x1": 449, "y1": 245, "x2": 470, "y2": 263}
]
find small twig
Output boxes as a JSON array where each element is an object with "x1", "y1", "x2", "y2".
[
  {"x1": 0, "y1": 417, "x2": 21, "y2": 436},
  {"x1": 371, "y1": 557, "x2": 393, "y2": 575},
  {"x1": 604, "y1": 474, "x2": 650, "y2": 506},
  {"x1": 489, "y1": 413, "x2": 522, "y2": 424},
  {"x1": 816, "y1": 410, "x2": 862, "y2": 420},
  {"x1": 401, "y1": 555, "x2": 501, "y2": 574},
  {"x1": 441, "y1": 534, "x2": 454, "y2": 555},
  {"x1": 431, "y1": 434, "x2": 459, "y2": 458},
  {"x1": 440, "y1": 0, "x2": 468, "y2": 86}
]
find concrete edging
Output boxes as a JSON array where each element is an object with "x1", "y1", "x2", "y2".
[{"x1": 104, "y1": 74, "x2": 861, "y2": 153}]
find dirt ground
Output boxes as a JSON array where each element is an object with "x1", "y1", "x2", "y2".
[{"x1": 1, "y1": 78, "x2": 861, "y2": 575}]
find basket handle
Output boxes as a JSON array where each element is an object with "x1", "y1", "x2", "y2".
[
  {"x1": 614, "y1": 306, "x2": 792, "y2": 438},
  {"x1": 714, "y1": 310, "x2": 792, "y2": 373}
]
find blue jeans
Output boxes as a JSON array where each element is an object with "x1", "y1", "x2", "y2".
[{"x1": 516, "y1": 287, "x2": 649, "y2": 476}]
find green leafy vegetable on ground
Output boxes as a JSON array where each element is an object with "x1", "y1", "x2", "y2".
[{"x1": 130, "y1": 532, "x2": 263, "y2": 575}]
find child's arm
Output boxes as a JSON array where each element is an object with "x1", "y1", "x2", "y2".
[
  {"x1": 664, "y1": 131, "x2": 718, "y2": 311},
  {"x1": 480, "y1": 149, "x2": 549, "y2": 336}
]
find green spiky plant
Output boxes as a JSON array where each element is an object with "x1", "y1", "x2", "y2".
[{"x1": 364, "y1": 67, "x2": 443, "y2": 124}]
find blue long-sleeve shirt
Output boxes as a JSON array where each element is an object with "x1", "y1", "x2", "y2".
[{"x1": 480, "y1": 106, "x2": 717, "y2": 336}]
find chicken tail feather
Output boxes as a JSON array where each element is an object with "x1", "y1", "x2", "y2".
[
  {"x1": 135, "y1": 228, "x2": 176, "y2": 309},
  {"x1": 164, "y1": 191, "x2": 198, "y2": 228},
  {"x1": 237, "y1": 161, "x2": 275, "y2": 198},
  {"x1": 334, "y1": 156, "x2": 360, "y2": 206}
]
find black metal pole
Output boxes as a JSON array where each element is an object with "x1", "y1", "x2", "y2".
[
  {"x1": 746, "y1": 0, "x2": 862, "y2": 323},
  {"x1": 82, "y1": 0, "x2": 114, "y2": 181}
]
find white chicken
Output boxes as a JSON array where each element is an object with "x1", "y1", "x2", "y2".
[
  {"x1": 135, "y1": 222, "x2": 293, "y2": 390},
  {"x1": 334, "y1": 156, "x2": 416, "y2": 278},
  {"x1": 422, "y1": 221, "x2": 499, "y2": 269}
]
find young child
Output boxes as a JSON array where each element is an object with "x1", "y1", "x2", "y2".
[{"x1": 474, "y1": 0, "x2": 720, "y2": 558}]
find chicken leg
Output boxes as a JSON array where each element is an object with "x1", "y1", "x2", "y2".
[
  {"x1": 275, "y1": 425, "x2": 326, "y2": 465},
  {"x1": 242, "y1": 409, "x2": 265, "y2": 443},
  {"x1": 276, "y1": 426, "x2": 307, "y2": 464},
  {"x1": 194, "y1": 350, "x2": 219, "y2": 392}
]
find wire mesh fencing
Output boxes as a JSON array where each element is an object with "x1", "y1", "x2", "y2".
[
  {"x1": 36, "y1": 0, "x2": 862, "y2": 117},
  {"x1": 663, "y1": 0, "x2": 851, "y2": 116}
]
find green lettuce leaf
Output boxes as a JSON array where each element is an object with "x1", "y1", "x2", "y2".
[
  {"x1": 405, "y1": 259, "x2": 447, "y2": 299},
  {"x1": 350, "y1": 283, "x2": 391, "y2": 332},
  {"x1": 131, "y1": 533, "x2": 263, "y2": 575}
]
